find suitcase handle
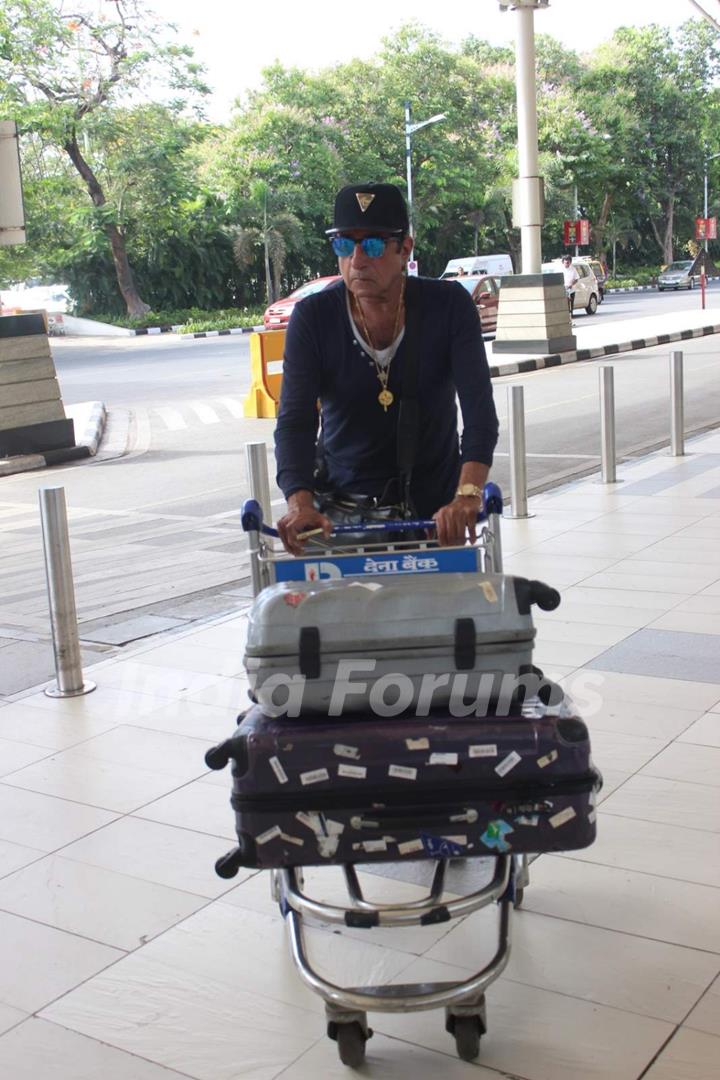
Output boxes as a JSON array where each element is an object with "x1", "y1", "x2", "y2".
[{"x1": 241, "y1": 482, "x2": 504, "y2": 539}]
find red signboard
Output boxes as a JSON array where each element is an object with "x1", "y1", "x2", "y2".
[
  {"x1": 695, "y1": 217, "x2": 717, "y2": 240},
  {"x1": 563, "y1": 219, "x2": 591, "y2": 245}
]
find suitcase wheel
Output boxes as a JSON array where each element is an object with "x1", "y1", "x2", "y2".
[
  {"x1": 205, "y1": 740, "x2": 232, "y2": 770},
  {"x1": 214, "y1": 847, "x2": 244, "y2": 879}
]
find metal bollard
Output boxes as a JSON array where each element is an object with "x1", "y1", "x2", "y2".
[
  {"x1": 245, "y1": 441, "x2": 273, "y2": 524},
  {"x1": 670, "y1": 350, "x2": 684, "y2": 457},
  {"x1": 599, "y1": 366, "x2": 617, "y2": 484},
  {"x1": 507, "y1": 385, "x2": 531, "y2": 518},
  {"x1": 39, "y1": 487, "x2": 95, "y2": 698}
]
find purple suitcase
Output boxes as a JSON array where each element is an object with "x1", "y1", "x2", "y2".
[{"x1": 206, "y1": 704, "x2": 602, "y2": 871}]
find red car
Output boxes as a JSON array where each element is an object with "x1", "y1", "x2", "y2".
[
  {"x1": 263, "y1": 275, "x2": 341, "y2": 329},
  {"x1": 452, "y1": 274, "x2": 501, "y2": 335}
]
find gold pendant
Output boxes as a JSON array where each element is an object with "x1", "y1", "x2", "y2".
[{"x1": 378, "y1": 388, "x2": 394, "y2": 410}]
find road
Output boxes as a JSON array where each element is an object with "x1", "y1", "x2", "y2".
[{"x1": 1, "y1": 284, "x2": 719, "y2": 693}]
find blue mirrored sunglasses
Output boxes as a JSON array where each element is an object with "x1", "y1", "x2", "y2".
[{"x1": 330, "y1": 233, "x2": 403, "y2": 258}]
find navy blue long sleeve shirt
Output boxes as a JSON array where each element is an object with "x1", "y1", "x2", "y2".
[{"x1": 274, "y1": 275, "x2": 499, "y2": 519}]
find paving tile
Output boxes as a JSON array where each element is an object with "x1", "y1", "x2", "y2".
[
  {"x1": 563, "y1": 670, "x2": 720, "y2": 712},
  {"x1": 600, "y1": 774, "x2": 720, "y2": 833},
  {"x1": 586, "y1": 728, "x2": 670, "y2": 774},
  {"x1": 61, "y1": 816, "x2": 250, "y2": 898},
  {"x1": 280, "y1": 1033, "x2": 501, "y2": 1078},
  {"x1": 120, "y1": 698, "x2": 236, "y2": 742},
  {"x1": 0, "y1": 910, "x2": 123, "y2": 1013},
  {"x1": 0, "y1": 837, "x2": 43, "y2": 879},
  {"x1": 373, "y1": 957, "x2": 672, "y2": 1080},
  {"x1": 86, "y1": 660, "x2": 222, "y2": 699},
  {"x1": 0, "y1": 1003, "x2": 26, "y2": 1037},
  {"x1": 425, "y1": 906, "x2": 719, "y2": 1023},
  {"x1": 523, "y1": 855, "x2": 720, "y2": 952},
  {"x1": 685, "y1": 973, "x2": 720, "y2": 1038},
  {"x1": 0, "y1": 736, "x2": 54, "y2": 775},
  {"x1": 133, "y1": 779, "x2": 237, "y2": 841},
  {"x1": 12, "y1": 684, "x2": 177, "y2": 721},
  {"x1": 560, "y1": 812, "x2": 720, "y2": 887},
  {"x1": 0, "y1": 1017, "x2": 191, "y2": 1079},
  {"x1": 42, "y1": 949, "x2": 321, "y2": 1080},
  {"x1": 2, "y1": 750, "x2": 198, "y2": 815},
  {"x1": 132, "y1": 642, "x2": 244, "y2": 679},
  {"x1": 0, "y1": 855, "x2": 207, "y2": 950},
  {"x1": 642, "y1": 1026, "x2": 720, "y2": 1080},
  {"x1": 678, "y1": 711, "x2": 720, "y2": 748},
  {"x1": 0, "y1": 783, "x2": 117, "y2": 849},
  {"x1": 640, "y1": 742, "x2": 720, "y2": 787}
]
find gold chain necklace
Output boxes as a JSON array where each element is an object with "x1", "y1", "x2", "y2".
[{"x1": 352, "y1": 278, "x2": 406, "y2": 411}]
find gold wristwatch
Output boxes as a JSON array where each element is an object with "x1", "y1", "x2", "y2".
[{"x1": 455, "y1": 483, "x2": 483, "y2": 499}]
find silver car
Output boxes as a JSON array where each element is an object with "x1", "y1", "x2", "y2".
[{"x1": 657, "y1": 260, "x2": 695, "y2": 291}]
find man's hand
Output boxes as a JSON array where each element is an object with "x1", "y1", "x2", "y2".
[
  {"x1": 276, "y1": 491, "x2": 332, "y2": 555},
  {"x1": 432, "y1": 495, "x2": 481, "y2": 546}
]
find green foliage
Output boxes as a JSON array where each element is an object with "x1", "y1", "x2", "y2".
[
  {"x1": 91, "y1": 306, "x2": 264, "y2": 330},
  {"x1": 3, "y1": 13, "x2": 720, "y2": 316}
]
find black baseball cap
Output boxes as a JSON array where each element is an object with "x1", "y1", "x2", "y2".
[{"x1": 326, "y1": 182, "x2": 409, "y2": 236}]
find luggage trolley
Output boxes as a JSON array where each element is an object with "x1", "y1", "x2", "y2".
[{"x1": 208, "y1": 469, "x2": 536, "y2": 1068}]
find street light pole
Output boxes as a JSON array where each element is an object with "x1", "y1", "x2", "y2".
[{"x1": 404, "y1": 101, "x2": 446, "y2": 264}]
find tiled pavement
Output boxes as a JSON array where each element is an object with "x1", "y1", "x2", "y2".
[{"x1": 0, "y1": 432, "x2": 720, "y2": 1078}]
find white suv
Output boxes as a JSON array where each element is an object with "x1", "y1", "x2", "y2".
[{"x1": 542, "y1": 261, "x2": 600, "y2": 315}]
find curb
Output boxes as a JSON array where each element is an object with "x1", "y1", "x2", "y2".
[
  {"x1": 489, "y1": 322, "x2": 720, "y2": 378},
  {"x1": 0, "y1": 401, "x2": 107, "y2": 477},
  {"x1": 605, "y1": 274, "x2": 720, "y2": 294},
  {"x1": 130, "y1": 324, "x2": 262, "y2": 338}
]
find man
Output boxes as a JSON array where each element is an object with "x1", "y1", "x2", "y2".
[
  {"x1": 275, "y1": 182, "x2": 499, "y2": 555},
  {"x1": 561, "y1": 254, "x2": 579, "y2": 314}
]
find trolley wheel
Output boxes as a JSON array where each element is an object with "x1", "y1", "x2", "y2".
[
  {"x1": 335, "y1": 1022, "x2": 369, "y2": 1067},
  {"x1": 514, "y1": 885, "x2": 525, "y2": 909},
  {"x1": 453, "y1": 1016, "x2": 482, "y2": 1061}
]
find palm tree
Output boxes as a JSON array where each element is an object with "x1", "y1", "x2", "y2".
[{"x1": 232, "y1": 181, "x2": 303, "y2": 303}]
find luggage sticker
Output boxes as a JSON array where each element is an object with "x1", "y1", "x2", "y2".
[
  {"x1": 450, "y1": 809, "x2": 479, "y2": 823},
  {"x1": 300, "y1": 768, "x2": 330, "y2": 785},
  {"x1": 420, "y1": 833, "x2": 467, "y2": 858},
  {"x1": 269, "y1": 756, "x2": 289, "y2": 784},
  {"x1": 549, "y1": 806, "x2": 577, "y2": 828},
  {"x1": 398, "y1": 838, "x2": 425, "y2": 855},
  {"x1": 280, "y1": 833, "x2": 304, "y2": 846},
  {"x1": 318, "y1": 836, "x2": 340, "y2": 858},
  {"x1": 495, "y1": 750, "x2": 521, "y2": 777},
  {"x1": 480, "y1": 581, "x2": 498, "y2": 603},
  {"x1": 469, "y1": 744, "x2": 498, "y2": 758},
  {"x1": 480, "y1": 820, "x2": 514, "y2": 852},
  {"x1": 428, "y1": 752, "x2": 459, "y2": 766},
  {"x1": 537, "y1": 749, "x2": 559, "y2": 768},
  {"x1": 515, "y1": 814, "x2": 540, "y2": 827},
  {"x1": 283, "y1": 591, "x2": 307, "y2": 607},
  {"x1": 296, "y1": 811, "x2": 322, "y2": 833},
  {"x1": 588, "y1": 807, "x2": 597, "y2": 823},
  {"x1": 256, "y1": 825, "x2": 283, "y2": 845},
  {"x1": 333, "y1": 743, "x2": 361, "y2": 760},
  {"x1": 406, "y1": 737, "x2": 430, "y2": 750},
  {"x1": 388, "y1": 764, "x2": 417, "y2": 780},
  {"x1": 354, "y1": 838, "x2": 388, "y2": 853},
  {"x1": 338, "y1": 763, "x2": 367, "y2": 779}
]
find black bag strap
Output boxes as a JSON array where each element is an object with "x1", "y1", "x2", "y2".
[{"x1": 396, "y1": 276, "x2": 421, "y2": 505}]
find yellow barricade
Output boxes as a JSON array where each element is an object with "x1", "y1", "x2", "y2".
[{"x1": 243, "y1": 330, "x2": 285, "y2": 418}]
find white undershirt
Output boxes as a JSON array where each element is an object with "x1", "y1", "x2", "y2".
[{"x1": 346, "y1": 294, "x2": 405, "y2": 368}]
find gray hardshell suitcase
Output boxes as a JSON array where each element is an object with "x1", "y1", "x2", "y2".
[{"x1": 244, "y1": 573, "x2": 560, "y2": 716}]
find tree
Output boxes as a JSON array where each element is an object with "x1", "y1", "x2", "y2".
[
  {"x1": 0, "y1": 0, "x2": 208, "y2": 315},
  {"x1": 232, "y1": 180, "x2": 303, "y2": 303}
]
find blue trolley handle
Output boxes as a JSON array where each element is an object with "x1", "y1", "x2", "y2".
[{"x1": 241, "y1": 482, "x2": 504, "y2": 540}]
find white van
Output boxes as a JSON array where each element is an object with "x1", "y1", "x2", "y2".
[{"x1": 440, "y1": 254, "x2": 514, "y2": 279}]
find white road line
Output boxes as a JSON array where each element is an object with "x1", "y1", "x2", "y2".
[
  {"x1": 191, "y1": 401, "x2": 221, "y2": 424},
  {"x1": 217, "y1": 396, "x2": 244, "y2": 418},
  {"x1": 154, "y1": 407, "x2": 186, "y2": 431}
]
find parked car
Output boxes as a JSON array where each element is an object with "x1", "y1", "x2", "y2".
[
  {"x1": 452, "y1": 273, "x2": 500, "y2": 334},
  {"x1": 542, "y1": 261, "x2": 600, "y2": 315},
  {"x1": 657, "y1": 260, "x2": 695, "y2": 291},
  {"x1": 574, "y1": 257, "x2": 607, "y2": 301},
  {"x1": 441, "y1": 253, "x2": 513, "y2": 279},
  {"x1": 263, "y1": 276, "x2": 341, "y2": 329}
]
